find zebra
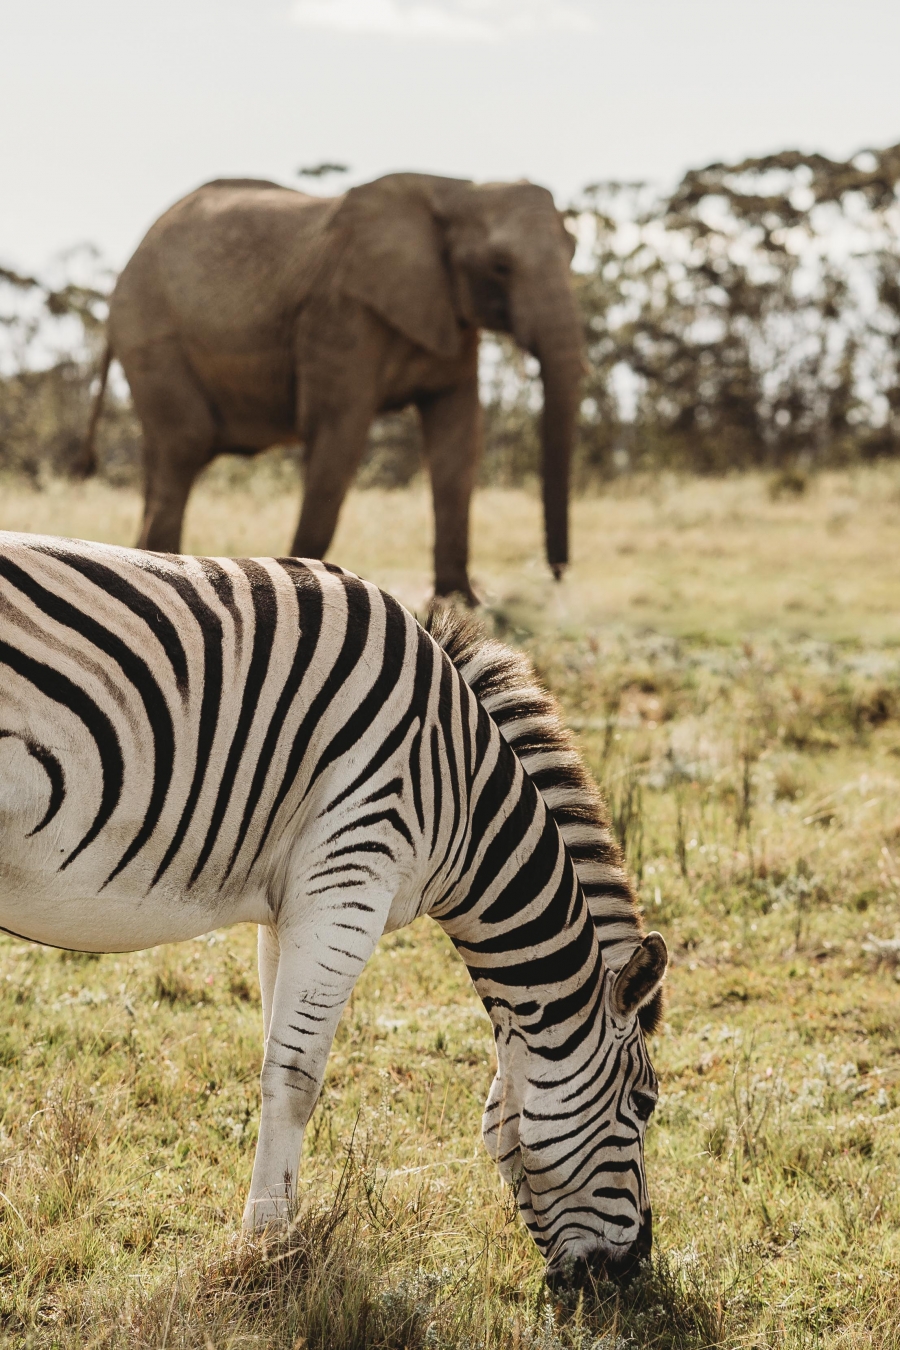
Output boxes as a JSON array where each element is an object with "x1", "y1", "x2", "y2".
[{"x1": 0, "y1": 531, "x2": 667, "y2": 1286}]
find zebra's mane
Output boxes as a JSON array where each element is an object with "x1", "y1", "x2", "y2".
[{"x1": 425, "y1": 605, "x2": 662, "y2": 1035}]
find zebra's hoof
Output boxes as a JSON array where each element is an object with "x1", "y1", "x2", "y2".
[{"x1": 241, "y1": 1201, "x2": 292, "y2": 1236}]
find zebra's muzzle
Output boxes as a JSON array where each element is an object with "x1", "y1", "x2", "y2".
[{"x1": 545, "y1": 1210, "x2": 653, "y2": 1291}]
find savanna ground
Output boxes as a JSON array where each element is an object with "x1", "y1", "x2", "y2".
[{"x1": 0, "y1": 459, "x2": 898, "y2": 1348}]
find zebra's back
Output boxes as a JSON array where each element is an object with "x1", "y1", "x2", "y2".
[{"x1": 0, "y1": 534, "x2": 428, "y2": 948}]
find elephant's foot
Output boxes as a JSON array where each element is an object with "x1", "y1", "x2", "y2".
[
  {"x1": 434, "y1": 578, "x2": 481, "y2": 608},
  {"x1": 137, "y1": 501, "x2": 189, "y2": 554}
]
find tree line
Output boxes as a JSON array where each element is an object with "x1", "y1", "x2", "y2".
[{"x1": 3, "y1": 142, "x2": 900, "y2": 487}]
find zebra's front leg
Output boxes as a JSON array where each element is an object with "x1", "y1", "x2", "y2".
[
  {"x1": 243, "y1": 906, "x2": 385, "y2": 1232},
  {"x1": 258, "y1": 924, "x2": 279, "y2": 1045}
]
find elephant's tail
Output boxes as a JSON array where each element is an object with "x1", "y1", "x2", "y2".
[{"x1": 72, "y1": 343, "x2": 112, "y2": 479}]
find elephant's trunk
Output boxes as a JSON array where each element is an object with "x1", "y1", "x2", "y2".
[
  {"x1": 536, "y1": 335, "x2": 582, "y2": 578},
  {"x1": 539, "y1": 342, "x2": 580, "y2": 575}
]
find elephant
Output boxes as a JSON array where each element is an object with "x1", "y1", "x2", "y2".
[{"x1": 85, "y1": 173, "x2": 584, "y2": 601}]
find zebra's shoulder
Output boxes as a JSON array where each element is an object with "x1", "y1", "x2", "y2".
[{"x1": 424, "y1": 605, "x2": 660, "y2": 1025}]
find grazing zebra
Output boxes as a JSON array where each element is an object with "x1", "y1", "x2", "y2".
[{"x1": 0, "y1": 531, "x2": 666, "y2": 1286}]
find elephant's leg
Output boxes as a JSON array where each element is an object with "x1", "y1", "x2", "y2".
[
  {"x1": 290, "y1": 408, "x2": 373, "y2": 560},
  {"x1": 139, "y1": 447, "x2": 207, "y2": 553},
  {"x1": 419, "y1": 379, "x2": 482, "y2": 604},
  {"x1": 121, "y1": 342, "x2": 217, "y2": 553}
]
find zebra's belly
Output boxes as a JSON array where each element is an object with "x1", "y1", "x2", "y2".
[{"x1": 0, "y1": 863, "x2": 268, "y2": 954}]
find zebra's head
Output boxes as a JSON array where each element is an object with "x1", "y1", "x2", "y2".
[{"x1": 482, "y1": 932, "x2": 668, "y2": 1289}]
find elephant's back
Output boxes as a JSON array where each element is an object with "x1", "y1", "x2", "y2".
[
  {"x1": 200, "y1": 178, "x2": 286, "y2": 192},
  {"x1": 110, "y1": 181, "x2": 339, "y2": 354}
]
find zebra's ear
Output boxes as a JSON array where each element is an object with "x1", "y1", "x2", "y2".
[{"x1": 612, "y1": 932, "x2": 668, "y2": 1021}]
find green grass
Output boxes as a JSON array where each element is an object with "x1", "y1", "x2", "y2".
[{"x1": 0, "y1": 464, "x2": 897, "y2": 1347}]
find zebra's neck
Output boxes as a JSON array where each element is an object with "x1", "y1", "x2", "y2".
[
  {"x1": 429, "y1": 720, "x2": 606, "y2": 1064},
  {"x1": 424, "y1": 607, "x2": 645, "y2": 974}
]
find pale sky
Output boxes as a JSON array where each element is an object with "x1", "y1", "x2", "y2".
[{"x1": 3, "y1": 0, "x2": 899, "y2": 273}]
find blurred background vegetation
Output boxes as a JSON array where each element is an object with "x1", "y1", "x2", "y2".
[{"x1": 3, "y1": 141, "x2": 900, "y2": 490}]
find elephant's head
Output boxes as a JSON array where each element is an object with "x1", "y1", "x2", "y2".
[{"x1": 335, "y1": 173, "x2": 583, "y2": 579}]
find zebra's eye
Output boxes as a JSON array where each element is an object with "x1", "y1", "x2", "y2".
[{"x1": 632, "y1": 1091, "x2": 657, "y2": 1122}]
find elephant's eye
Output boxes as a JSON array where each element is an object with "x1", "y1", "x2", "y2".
[
  {"x1": 491, "y1": 259, "x2": 512, "y2": 279},
  {"x1": 632, "y1": 1091, "x2": 657, "y2": 1122}
]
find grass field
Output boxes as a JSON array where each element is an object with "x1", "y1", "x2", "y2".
[{"x1": 0, "y1": 460, "x2": 898, "y2": 1348}]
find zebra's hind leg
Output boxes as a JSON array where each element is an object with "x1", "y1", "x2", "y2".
[{"x1": 242, "y1": 899, "x2": 387, "y2": 1233}]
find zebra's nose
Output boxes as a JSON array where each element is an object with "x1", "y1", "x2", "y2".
[
  {"x1": 545, "y1": 1210, "x2": 653, "y2": 1291},
  {"x1": 602, "y1": 1208, "x2": 652, "y2": 1283}
]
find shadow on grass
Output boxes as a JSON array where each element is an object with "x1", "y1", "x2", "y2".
[
  {"x1": 551, "y1": 1254, "x2": 728, "y2": 1350},
  {"x1": 110, "y1": 1211, "x2": 731, "y2": 1350}
]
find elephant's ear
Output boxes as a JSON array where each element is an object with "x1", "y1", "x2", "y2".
[
  {"x1": 335, "y1": 177, "x2": 464, "y2": 361},
  {"x1": 559, "y1": 211, "x2": 577, "y2": 263}
]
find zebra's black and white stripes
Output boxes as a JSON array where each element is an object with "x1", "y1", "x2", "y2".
[
  {"x1": 0, "y1": 531, "x2": 666, "y2": 1284},
  {"x1": 425, "y1": 607, "x2": 664, "y2": 1002}
]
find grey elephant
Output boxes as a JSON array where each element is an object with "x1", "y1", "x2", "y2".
[{"x1": 85, "y1": 173, "x2": 583, "y2": 600}]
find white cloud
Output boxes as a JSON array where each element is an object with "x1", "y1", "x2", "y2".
[{"x1": 290, "y1": 0, "x2": 598, "y2": 40}]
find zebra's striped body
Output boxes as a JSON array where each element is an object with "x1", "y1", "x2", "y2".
[{"x1": 0, "y1": 532, "x2": 666, "y2": 1284}]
